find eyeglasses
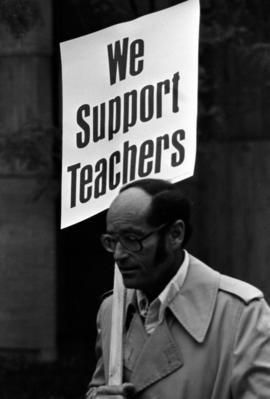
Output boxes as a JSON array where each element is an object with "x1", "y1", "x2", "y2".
[{"x1": 100, "y1": 223, "x2": 167, "y2": 253}]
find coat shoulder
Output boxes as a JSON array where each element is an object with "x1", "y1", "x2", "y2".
[{"x1": 219, "y1": 274, "x2": 263, "y2": 304}]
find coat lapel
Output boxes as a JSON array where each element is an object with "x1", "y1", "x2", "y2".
[
  {"x1": 169, "y1": 255, "x2": 220, "y2": 343},
  {"x1": 124, "y1": 312, "x2": 183, "y2": 393}
]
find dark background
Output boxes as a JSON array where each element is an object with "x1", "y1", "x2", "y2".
[{"x1": 0, "y1": 0, "x2": 269, "y2": 398}]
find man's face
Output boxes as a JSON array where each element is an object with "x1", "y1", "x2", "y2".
[{"x1": 106, "y1": 187, "x2": 174, "y2": 298}]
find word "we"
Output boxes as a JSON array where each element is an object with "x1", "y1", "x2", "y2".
[{"x1": 107, "y1": 37, "x2": 144, "y2": 85}]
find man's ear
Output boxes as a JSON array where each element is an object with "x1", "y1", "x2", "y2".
[{"x1": 168, "y1": 219, "x2": 185, "y2": 248}]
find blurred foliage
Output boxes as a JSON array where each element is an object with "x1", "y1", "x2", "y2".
[
  {"x1": 198, "y1": 0, "x2": 270, "y2": 139},
  {"x1": 0, "y1": 0, "x2": 42, "y2": 38}
]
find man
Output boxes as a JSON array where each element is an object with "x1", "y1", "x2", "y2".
[{"x1": 86, "y1": 178, "x2": 270, "y2": 399}]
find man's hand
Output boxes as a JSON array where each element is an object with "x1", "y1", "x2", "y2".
[{"x1": 86, "y1": 383, "x2": 135, "y2": 399}]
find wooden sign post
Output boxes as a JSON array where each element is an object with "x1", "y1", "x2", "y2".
[{"x1": 108, "y1": 265, "x2": 126, "y2": 385}]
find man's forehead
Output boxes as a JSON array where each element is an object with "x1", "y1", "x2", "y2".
[{"x1": 107, "y1": 187, "x2": 152, "y2": 224}]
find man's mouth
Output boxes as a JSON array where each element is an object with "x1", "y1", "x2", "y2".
[{"x1": 118, "y1": 265, "x2": 139, "y2": 274}]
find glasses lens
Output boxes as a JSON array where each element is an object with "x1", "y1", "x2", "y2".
[
  {"x1": 101, "y1": 234, "x2": 141, "y2": 252},
  {"x1": 121, "y1": 236, "x2": 141, "y2": 252}
]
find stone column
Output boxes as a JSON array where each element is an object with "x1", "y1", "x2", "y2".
[{"x1": 0, "y1": 0, "x2": 56, "y2": 361}]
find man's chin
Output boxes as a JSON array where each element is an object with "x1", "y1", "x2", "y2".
[{"x1": 121, "y1": 272, "x2": 142, "y2": 289}]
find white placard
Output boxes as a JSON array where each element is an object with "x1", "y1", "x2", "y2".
[{"x1": 61, "y1": 0, "x2": 200, "y2": 228}]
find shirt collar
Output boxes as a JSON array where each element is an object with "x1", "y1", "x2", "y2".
[{"x1": 159, "y1": 249, "x2": 189, "y2": 305}]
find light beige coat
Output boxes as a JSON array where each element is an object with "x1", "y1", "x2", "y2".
[{"x1": 88, "y1": 255, "x2": 270, "y2": 398}]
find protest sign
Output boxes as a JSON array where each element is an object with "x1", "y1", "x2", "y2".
[{"x1": 61, "y1": 0, "x2": 200, "y2": 228}]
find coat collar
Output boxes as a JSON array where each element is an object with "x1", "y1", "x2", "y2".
[{"x1": 125, "y1": 254, "x2": 220, "y2": 343}]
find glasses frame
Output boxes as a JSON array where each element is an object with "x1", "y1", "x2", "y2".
[{"x1": 100, "y1": 223, "x2": 168, "y2": 253}]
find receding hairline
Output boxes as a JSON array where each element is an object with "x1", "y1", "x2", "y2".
[
  {"x1": 107, "y1": 186, "x2": 153, "y2": 223},
  {"x1": 119, "y1": 178, "x2": 174, "y2": 196}
]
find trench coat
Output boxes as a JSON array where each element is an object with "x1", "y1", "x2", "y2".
[{"x1": 87, "y1": 254, "x2": 270, "y2": 399}]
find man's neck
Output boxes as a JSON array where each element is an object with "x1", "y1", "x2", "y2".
[{"x1": 143, "y1": 249, "x2": 185, "y2": 303}]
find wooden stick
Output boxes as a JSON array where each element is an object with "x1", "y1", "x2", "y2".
[{"x1": 108, "y1": 264, "x2": 126, "y2": 385}]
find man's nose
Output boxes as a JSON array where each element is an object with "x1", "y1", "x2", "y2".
[{"x1": 113, "y1": 240, "x2": 129, "y2": 261}]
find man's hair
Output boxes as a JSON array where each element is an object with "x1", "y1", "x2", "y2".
[{"x1": 120, "y1": 179, "x2": 192, "y2": 246}]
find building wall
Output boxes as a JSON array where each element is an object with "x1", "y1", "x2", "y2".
[
  {"x1": 185, "y1": 142, "x2": 270, "y2": 303},
  {"x1": 0, "y1": 0, "x2": 56, "y2": 360}
]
